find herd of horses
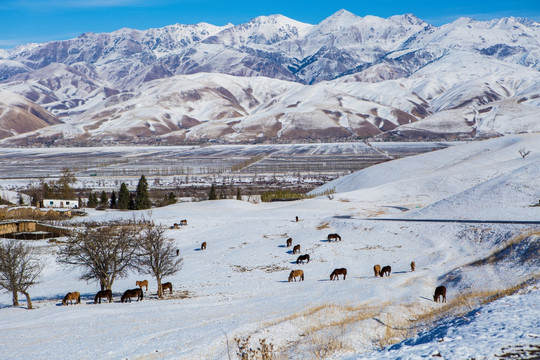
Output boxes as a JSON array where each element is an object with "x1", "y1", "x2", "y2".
[
  {"x1": 61, "y1": 280, "x2": 174, "y2": 306},
  {"x1": 61, "y1": 220, "x2": 447, "y2": 307},
  {"x1": 286, "y1": 229, "x2": 447, "y2": 302}
]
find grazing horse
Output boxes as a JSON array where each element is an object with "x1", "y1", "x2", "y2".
[
  {"x1": 411, "y1": 261, "x2": 416, "y2": 272},
  {"x1": 380, "y1": 265, "x2": 392, "y2": 277},
  {"x1": 434, "y1": 286, "x2": 447, "y2": 303},
  {"x1": 288, "y1": 270, "x2": 304, "y2": 282},
  {"x1": 330, "y1": 268, "x2": 347, "y2": 280},
  {"x1": 62, "y1": 291, "x2": 80, "y2": 305},
  {"x1": 292, "y1": 244, "x2": 301, "y2": 254},
  {"x1": 286, "y1": 238, "x2": 293, "y2": 247},
  {"x1": 201, "y1": 242, "x2": 207, "y2": 250},
  {"x1": 121, "y1": 288, "x2": 143, "y2": 303},
  {"x1": 296, "y1": 254, "x2": 310, "y2": 264},
  {"x1": 373, "y1": 264, "x2": 381, "y2": 277},
  {"x1": 94, "y1": 289, "x2": 112, "y2": 304},
  {"x1": 327, "y1": 233, "x2": 341, "y2": 242},
  {"x1": 161, "y1": 282, "x2": 173, "y2": 294},
  {"x1": 136, "y1": 280, "x2": 148, "y2": 291}
]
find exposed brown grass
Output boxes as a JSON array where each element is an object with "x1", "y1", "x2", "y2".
[
  {"x1": 316, "y1": 221, "x2": 330, "y2": 230},
  {"x1": 412, "y1": 282, "x2": 532, "y2": 328},
  {"x1": 468, "y1": 229, "x2": 540, "y2": 267}
]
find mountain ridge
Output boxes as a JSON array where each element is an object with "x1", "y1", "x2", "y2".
[{"x1": 0, "y1": 10, "x2": 539, "y2": 145}]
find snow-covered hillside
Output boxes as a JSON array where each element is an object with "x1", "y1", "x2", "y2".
[
  {"x1": 1, "y1": 135, "x2": 538, "y2": 359},
  {"x1": 0, "y1": 10, "x2": 540, "y2": 144}
]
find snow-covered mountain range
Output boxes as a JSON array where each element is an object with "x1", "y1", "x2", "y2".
[{"x1": 0, "y1": 10, "x2": 539, "y2": 145}]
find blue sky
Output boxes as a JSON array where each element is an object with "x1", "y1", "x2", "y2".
[{"x1": 1, "y1": 0, "x2": 539, "y2": 49}]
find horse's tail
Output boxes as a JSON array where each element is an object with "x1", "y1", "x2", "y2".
[
  {"x1": 94, "y1": 293, "x2": 98, "y2": 304},
  {"x1": 77, "y1": 294, "x2": 81, "y2": 304},
  {"x1": 301, "y1": 273, "x2": 304, "y2": 281}
]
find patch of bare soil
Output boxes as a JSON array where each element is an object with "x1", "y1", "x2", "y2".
[{"x1": 496, "y1": 344, "x2": 540, "y2": 359}]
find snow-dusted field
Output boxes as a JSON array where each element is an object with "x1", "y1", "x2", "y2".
[{"x1": 1, "y1": 134, "x2": 539, "y2": 359}]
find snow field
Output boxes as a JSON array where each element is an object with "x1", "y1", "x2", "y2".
[{"x1": 1, "y1": 134, "x2": 539, "y2": 359}]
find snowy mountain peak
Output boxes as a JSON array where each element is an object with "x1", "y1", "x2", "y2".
[
  {"x1": 389, "y1": 13, "x2": 426, "y2": 26},
  {"x1": 320, "y1": 9, "x2": 363, "y2": 27}
]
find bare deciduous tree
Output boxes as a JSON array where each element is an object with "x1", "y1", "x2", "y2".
[
  {"x1": 519, "y1": 148, "x2": 531, "y2": 158},
  {"x1": 134, "y1": 225, "x2": 182, "y2": 298},
  {"x1": 0, "y1": 240, "x2": 43, "y2": 309},
  {"x1": 58, "y1": 221, "x2": 142, "y2": 290}
]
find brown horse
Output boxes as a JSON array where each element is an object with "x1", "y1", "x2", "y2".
[
  {"x1": 330, "y1": 268, "x2": 347, "y2": 280},
  {"x1": 121, "y1": 288, "x2": 143, "y2": 303},
  {"x1": 288, "y1": 270, "x2": 304, "y2": 282},
  {"x1": 94, "y1": 289, "x2": 112, "y2": 304},
  {"x1": 411, "y1": 261, "x2": 416, "y2": 272},
  {"x1": 161, "y1": 282, "x2": 173, "y2": 294},
  {"x1": 136, "y1": 280, "x2": 148, "y2": 291},
  {"x1": 327, "y1": 233, "x2": 341, "y2": 242},
  {"x1": 380, "y1": 265, "x2": 391, "y2": 277},
  {"x1": 296, "y1": 254, "x2": 310, "y2": 264},
  {"x1": 373, "y1": 264, "x2": 381, "y2": 277},
  {"x1": 286, "y1": 238, "x2": 293, "y2": 247},
  {"x1": 62, "y1": 291, "x2": 81, "y2": 305},
  {"x1": 292, "y1": 244, "x2": 301, "y2": 254},
  {"x1": 201, "y1": 242, "x2": 207, "y2": 250},
  {"x1": 434, "y1": 286, "x2": 447, "y2": 303}
]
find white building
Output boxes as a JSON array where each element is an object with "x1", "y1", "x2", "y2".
[{"x1": 42, "y1": 199, "x2": 79, "y2": 209}]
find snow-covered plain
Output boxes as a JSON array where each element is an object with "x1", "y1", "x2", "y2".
[{"x1": 1, "y1": 135, "x2": 539, "y2": 359}]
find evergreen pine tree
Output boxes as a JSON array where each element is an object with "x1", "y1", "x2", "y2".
[
  {"x1": 208, "y1": 184, "x2": 217, "y2": 200},
  {"x1": 99, "y1": 191, "x2": 108, "y2": 207},
  {"x1": 135, "y1": 175, "x2": 151, "y2": 210},
  {"x1": 110, "y1": 191, "x2": 117, "y2": 209},
  {"x1": 87, "y1": 192, "x2": 98, "y2": 208},
  {"x1": 168, "y1": 192, "x2": 176, "y2": 205},
  {"x1": 18, "y1": 195, "x2": 24, "y2": 205},
  {"x1": 118, "y1": 183, "x2": 130, "y2": 210}
]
